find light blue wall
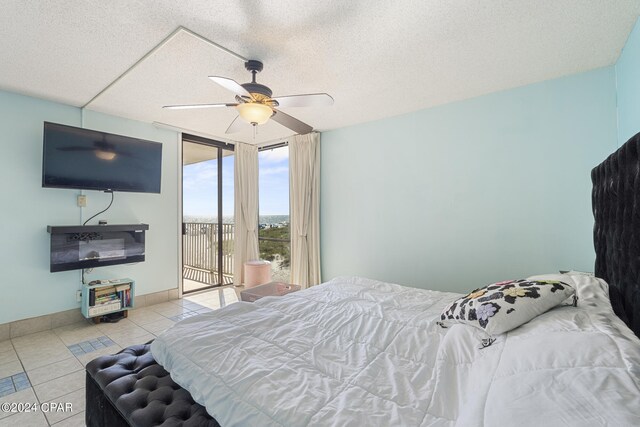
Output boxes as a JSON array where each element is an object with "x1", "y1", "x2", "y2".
[
  {"x1": 0, "y1": 90, "x2": 180, "y2": 324},
  {"x1": 616, "y1": 17, "x2": 640, "y2": 145},
  {"x1": 0, "y1": 39, "x2": 631, "y2": 320},
  {"x1": 321, "y1": 67, "x2": 618, "y2": 293}
]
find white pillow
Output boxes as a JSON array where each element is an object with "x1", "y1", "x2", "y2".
[
  {"x1": 558, "y1": 270, "x2": 594, "y2": 276},
  {"x1": 440, "y1": 278, "x2": 575, "y2": 337}
]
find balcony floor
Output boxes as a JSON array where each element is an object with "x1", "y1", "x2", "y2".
[{"x1": 183, "y1": 266, "x2": 233, "y2": 293}]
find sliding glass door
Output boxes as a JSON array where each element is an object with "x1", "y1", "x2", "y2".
[{"x1": 181, "y1": 134, "x2": 234, "y2": 293}]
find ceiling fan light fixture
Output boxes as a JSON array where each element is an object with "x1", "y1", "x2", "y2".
[
  {"x1": 95, "y1": 149, "x2": 116, "y2": 161},
  {"x1": 237, "y1": 102, "x2": 273, "y2": 125}
]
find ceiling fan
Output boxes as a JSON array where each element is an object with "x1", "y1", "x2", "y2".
[{"x1": 163, "y1": 60, "x2": 334, "y2": 135}]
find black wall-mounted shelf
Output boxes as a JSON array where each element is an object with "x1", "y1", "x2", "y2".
[
  {"x1": 47, "y1": 224, "x2": 149, "y2": 272},
  {"x1": 47, "y1": 224, "x2": 149, "y2": 234}
]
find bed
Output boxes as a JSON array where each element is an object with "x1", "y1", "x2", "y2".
[{"x1": 86, "y1": 132, "x2": 640, "y2": 427}]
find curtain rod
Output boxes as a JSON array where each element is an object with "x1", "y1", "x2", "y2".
[{"x1": 258, "y1": 141, "x2": 288, "y2": 151}]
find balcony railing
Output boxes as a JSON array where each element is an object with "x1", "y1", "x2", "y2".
[
  {"x1": 183, "y1": 221, "x2": 292, "y2": 288},
  {"x1": 183, "y1": 223, "x2": 234, "y2": 287}
]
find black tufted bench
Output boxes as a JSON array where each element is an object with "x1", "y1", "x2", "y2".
[{"x1": 86, "y1": 343, "x2": 220, "y2": 427}]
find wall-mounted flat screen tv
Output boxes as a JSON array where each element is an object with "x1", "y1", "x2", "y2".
[{"x1": 42, "y1": 122, "x2": 162, "y2": 193}]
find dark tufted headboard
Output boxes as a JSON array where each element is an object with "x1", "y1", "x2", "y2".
[{"x1": 592, "y1": 132, "x2": 640, "y2": 337}]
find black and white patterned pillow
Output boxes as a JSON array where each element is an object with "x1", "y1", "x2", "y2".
[{"x1": 440, "y1": 279, "x2": 575, "y2": 336}]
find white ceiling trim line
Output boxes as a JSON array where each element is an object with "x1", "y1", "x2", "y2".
[
  {"x1": 154, "y1": 117, "x2": 291, "y2": 149},
  {"x1": 153, "y1": 120, "x2": 239, "y2": 146},
  {"x1": 82, "y1": 26, "x2": 248, "y2": 109},
  {"x1": 153, "y1": 121, "x2": 292, "y2": 149}
]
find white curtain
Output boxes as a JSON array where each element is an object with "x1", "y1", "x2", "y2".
[
  {"x1": 233, "y1": 142, "x2": 259, "y2": 286},
  {"x1": 290, "y1": 132, "x2": 321, "y2": 288}
]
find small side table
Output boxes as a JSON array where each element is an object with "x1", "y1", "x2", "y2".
[{"x1": 240, "y1": 282, "x2": 301, "y2": 302}]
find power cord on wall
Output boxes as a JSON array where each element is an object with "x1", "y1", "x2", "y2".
[
  {"x1": 81, "y1": 268, "x2": 94, "y2": 285},
  {"x1": 83, "y1": 190, "x2": 114, "y2": 226}
]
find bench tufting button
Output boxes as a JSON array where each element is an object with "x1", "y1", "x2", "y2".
[{"x1": 87, "y1": 344, "x2": 220, "y2": 427}]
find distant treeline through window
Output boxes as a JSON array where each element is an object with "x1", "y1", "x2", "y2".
[{"x1": 258, "y1": 144, "x2": 290, "y2": 282}]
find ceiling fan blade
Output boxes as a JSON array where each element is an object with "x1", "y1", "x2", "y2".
[
  {"x1": 209, "y1": 76, "x2": 253, "y2": 99},
  {"x1": 271, "y1": 109, "x2": 313, "y2": 134},
  {"x1": 225, "y1": 115, "x2": 250, "y2": 134},
  {"x1": 271, "y1": 93, "x2": 334, "y2": 108},
  {"x1": 163, "y1": 103, "x2": 237, "y2": 110}
]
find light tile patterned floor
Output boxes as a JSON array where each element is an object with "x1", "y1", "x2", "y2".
[
  {"x1": 0, "y1": 286, "x2": 239, "y2": 426},
  {"x1": 0, "y1": 373, "x2": 30, "y2": 397}
]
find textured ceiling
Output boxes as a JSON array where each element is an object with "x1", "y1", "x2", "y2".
[{"x1": 1, "y1": 0, "x2": 639, "y2": 144}]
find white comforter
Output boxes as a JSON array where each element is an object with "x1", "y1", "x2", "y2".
[{"x1": 151, "y1": 275, "x2": 640, "y2": 426}]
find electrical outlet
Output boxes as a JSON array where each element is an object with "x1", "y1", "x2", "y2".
[
  {"x1": 77, "y1": 195, "x2": 87, "y2": 207},
  {"x1": 76, "y1": 290, "x2": 82, "y2": 302}
]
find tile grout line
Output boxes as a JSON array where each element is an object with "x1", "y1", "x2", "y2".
[
  {"x1": 25, "y1": 361, "x2": 83, "y2": 389},
  {"x1": 8, "y1": 327, "x2": 92, "y2": 426},
  {"x1": 3, "y1": 293, "x2": 237, "y2": 426}
]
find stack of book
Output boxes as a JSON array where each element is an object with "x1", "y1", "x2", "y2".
[
  {"x1": 116, "y1": 284, "x2": 132, "y2": 308},
  {"x1": 88, "y1": 282, "x2": 132, "y2": 316}
]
